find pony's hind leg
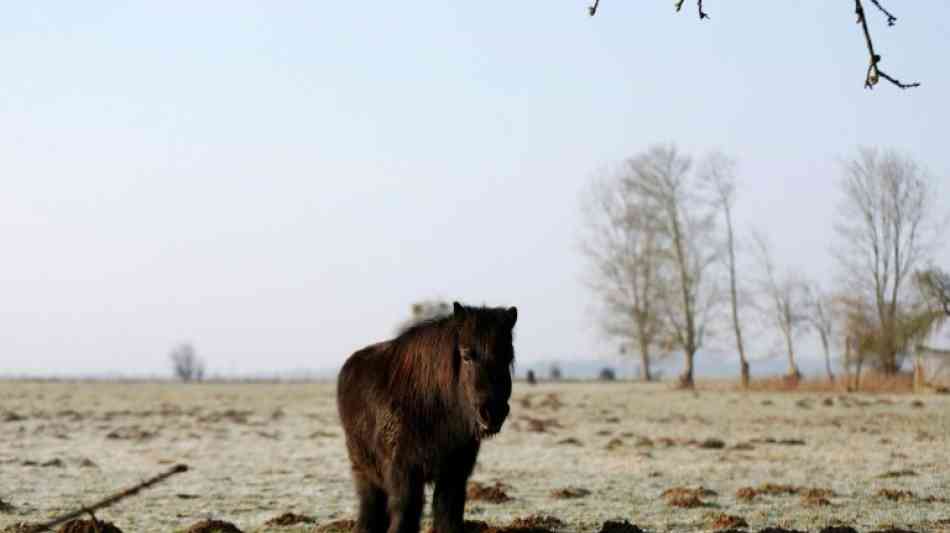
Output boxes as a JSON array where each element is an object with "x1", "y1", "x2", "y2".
[{"x1": 354, "y1": 473, "x2": 389, "y2": 533}]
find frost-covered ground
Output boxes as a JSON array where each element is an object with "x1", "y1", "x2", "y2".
[{"x1": 1, "y1": 382, "x2": 948, "y2": 532}]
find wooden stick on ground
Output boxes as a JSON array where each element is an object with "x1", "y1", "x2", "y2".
[{"x1": 26, "y1": 464, "x2": 189, "y2": 533}]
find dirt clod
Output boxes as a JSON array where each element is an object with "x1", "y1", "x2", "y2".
[
  {"x1": 468, "y1": 481, "x2": 512, "y2": 503},
  {"x1": 662, "y1": 487, "x2": 715, "y2": 508},
  {"x1": 508, "y1": 515, "x2": 563, "y2": 531},
  {"x1": 185, "y1": 519, "x2": 244, "y2": 533},
  {"x1": 698, "y1": 438, "x2": 726, "y2": 449},
  {"x1": 879, "y1": 469, "x2": 917, "y2": 478},
  {"x1": 57, "y1": 519, "x2": 124, "y2": 533},
  {"x1": 265, "y1": 512, "x2": 316, "y2": 526},
  {"x1": 550, "y1": 487, "x2": 591, "y2": 499},
  {"x1": 315, "y1": 519, "x2": 356, "y2": 533},
  {"x1": 709, "y1": 513, "x2": 749, "y2": 530},
  {"x1": 877, "y1": 489, "x2": 915, "y2": 501},
  {"x1": 801, "y1": 493, "x2": 831, "y2": 507},
  {"x1": 598, "y1": 520, "x2": 646, "y2": 533},
  {"x1": 736, "y1": 487, "x2": 758, "y2": 502}
]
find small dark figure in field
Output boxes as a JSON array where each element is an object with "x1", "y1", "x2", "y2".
[{"x1": 338, "y1": 302, "x2": 517, "y2": 533}]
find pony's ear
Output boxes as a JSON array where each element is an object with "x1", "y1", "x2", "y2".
[
  {"x1": 506, "y1": 307, "x2": 518, "y2": 328},
  {"x1": 453, "y1": 301, "x2": 466, "y2": 318}
]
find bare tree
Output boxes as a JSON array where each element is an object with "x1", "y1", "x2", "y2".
[
  {"x1": 753, "y1": 233, "x2": 807, "y2": 380},
  {"x1": 916, "y1": 268, "x2": 950, "y2": 317},
  {"x1": 624, "y1": 145, "x2": 719, "y2": 388},
  {"x1": 396, "y1": 300, "x2": 451, "y2": 335},
  {"x1": 703, "y1": 153, "x2": 751, "y2": 388},
  {"x1": 805, "y1": 283, "x2": 837, "y2": 383},
  {"x1": 586, "y1": 1, "x2": 919, "y2": 90},
  {"x1": 834, "y1": 147, "x2": 936, "y2": 374},
  {"x1": 580, "y1": 168, "x2": 664, "y2": 381},
  {"x1": 169, "y1": 343, "x2": 205, "y2": 383}
]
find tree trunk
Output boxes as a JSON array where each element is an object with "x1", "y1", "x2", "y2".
[
  {"x1": 723, "y1": 201, "x2": 749, "y2": 389},
  {"x1": 784, "y1": 332, "x2": 801, "y2": 380},
  {"x1": 639, "y1": 339, "x2": 653, "y2": 382},
  {"x1": 679, "y1": 350, "x2": 695, "y2": 388},
  {"x1": 819, "y1": 332, "x2": 835, "y2": 383}
]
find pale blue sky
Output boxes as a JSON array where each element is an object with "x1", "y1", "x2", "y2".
[{"x1": 2, "y1": 3, "x2": 948, "y2": 376}]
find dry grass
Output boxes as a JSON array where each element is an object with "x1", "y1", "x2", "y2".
[
  {"x1": 2, "y1": 381, "x2": 948, "y2": 533},
  {"x1": 741, "y1": 372, "x2": 918, "y2": 393}
]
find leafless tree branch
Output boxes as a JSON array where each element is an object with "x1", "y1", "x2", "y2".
[
  {"x1": 854, "y1": 0, "x2": 919, "y2": 89},
  {"x1": 26, "y1": 464, "x2": 189, "y2": 533},
  {"x1": 587, "y1": 1, "x2": 919, "y2": 89}
]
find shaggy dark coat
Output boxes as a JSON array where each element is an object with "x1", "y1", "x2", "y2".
[{"x1": 337, "y1": 302, "x2": 517, "y2": 533}]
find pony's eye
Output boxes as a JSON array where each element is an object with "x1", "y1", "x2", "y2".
[{"x1": 460, "y1": 347, "x2": 474, "y2": 362}]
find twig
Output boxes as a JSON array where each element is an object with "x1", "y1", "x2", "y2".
[
  {"x1": 854, "y1": 0, "x2": 919, "y2": 89},
  {"x1": 674, "y1": 0, "x2": 709, "y2": 20},
  {"x1": 588, "y1": 0, "x2": 600, "y2": 16},
  {"x1": 869, "y1": 0, "x2": 897, "y2": 26},
  {"x1": 26, "y1": 464, "x2": 189, "y2": 533}
]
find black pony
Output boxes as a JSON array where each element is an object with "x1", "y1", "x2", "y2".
[{"x1": 337, "y1": 302, "x2": 517, "y2": 533}]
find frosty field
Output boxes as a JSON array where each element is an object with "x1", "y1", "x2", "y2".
[{"x1": 1, "y1": 382, "x2": 948, "y2": 532}]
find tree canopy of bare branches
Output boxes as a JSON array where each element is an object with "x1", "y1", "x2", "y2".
[
  {"x1": 169, "y1": 343, "x2": 205, "y2": 383},
  {"x1": 834, "y1": 147, "x2": 936, "y2": 373},
  {"x1": 625, "y1": 145, "x2": 720, "y2": 388},
  {"x1": 753, "y1": 232, "x2": 808, "y2": 380},
  {"x1": 586, "y1": 1, "x2": 919, "y2": 90},
  {"x1": 396, "y1": 300, "x2": 451, "y2": 335},
  {"x1": 580, "y1": 169, "x2": 664, "y2": 381}
]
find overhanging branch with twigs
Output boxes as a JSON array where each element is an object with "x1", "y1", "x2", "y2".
[{"x1": 587, "y1": 1, "x2": 919, "y2": 90}]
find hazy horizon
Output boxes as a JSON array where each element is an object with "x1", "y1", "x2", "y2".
[{"x1": 3, "y1": 3, "x2": 949, "y2": 377}]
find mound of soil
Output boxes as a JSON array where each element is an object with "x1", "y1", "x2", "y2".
[
  {"x1": 508, "y1": 515, "x2": 564, "y2": 531},
  {"x1": 755, "y1": 483, "x2": 800, "y2": 495},
  {"x1": 708, "y1": 513, "x2": 748, "y2": 530},
  {"x1": 662, "y1": 486, "x2": 717, "y2": 499},
  {"x1": 598, "y1": 520, "x2": 646, "y2": 533},
  {"x1": 802, "y1": 488, "x2": 835, "y2": 499},
  {"x1": 314, "y1": 519, "x2": 356, "y2": 533},
  {"x1": 185, "y1": 519, "x2": 244, "y2": 533},
  {"x1": 736, "y1": 487, "x2": 758, "y2": 502},
  {"x1": 877, "y1": 489, "x2": 915, "y2": 502},
  {"x1": 697, "y1": 438, "x2": 726, "y2": 449},
  {"x1": 468, "y1": 481, "x2": 512, "y2": 503},
  {"x1": 461, "y1": 517, "x2": 562, "y2": 533},
  {"x1": 550, "y1": 487, "x2": 591, "y2": 499},
  {"x1": 878, "y1": 469, "x2": 917, "y2": 478},
  {"x1": 264, "y1": 512, "x2": 316, "y2": 526},
  {"x1": 57, "y1": 519, "x2": 124, "y2": 533},
  {"x1": 105, "y1": 426, "x2": 156, "y2": 441},
  {"x1": 520, "y1": 417, "x2": 561, "y2": 433},
  {"x1": 801, "y1": 493, "x2": 831, "y2": 507}
]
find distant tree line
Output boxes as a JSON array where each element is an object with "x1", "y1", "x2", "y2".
[{"x1": 580, "y1": 144, "x2": 948, "y2": 390}]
